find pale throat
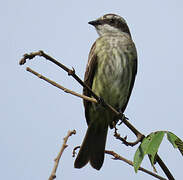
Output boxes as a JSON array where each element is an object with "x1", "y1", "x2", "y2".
[{"x1": 96, "y1": 24, "x2": 123, "y2": 37}]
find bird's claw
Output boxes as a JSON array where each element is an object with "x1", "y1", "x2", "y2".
[{"x1": 98, "y1": 97, "x2": 106, "y2": 107}]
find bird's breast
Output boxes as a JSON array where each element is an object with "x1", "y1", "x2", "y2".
[{"x1": 92, "y1": 37, "x2": 134, "y2": 109}]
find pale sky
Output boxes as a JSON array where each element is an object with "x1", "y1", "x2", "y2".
[{"x1": 1, "y1": 0, "x2": 183, "y2": 179}]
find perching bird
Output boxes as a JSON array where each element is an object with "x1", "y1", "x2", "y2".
[{"x1": 74, "y1": 14, "x2": 137, "y2": 170}]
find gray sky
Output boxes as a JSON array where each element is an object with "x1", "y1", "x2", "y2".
[{"x1": 1, "y1": 0, "x2": 183, "y2": 179}]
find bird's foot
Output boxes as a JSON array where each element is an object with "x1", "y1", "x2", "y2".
[
  {"x1": 97, "y1": 97, "x2": 106, "y2": 107},
  {"x1": 117, "y1": 111, "x2": 128, "y2": 125},
  {"x1": 110, "y1": 112, "x2": 128, "y2": 129}
]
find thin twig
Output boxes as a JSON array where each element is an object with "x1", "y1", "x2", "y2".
[
  {"x1": 48, "y1": 130, "x2": 76, "y2": 180},
  {"x1": 114, "y1": 126, "x2": 145, "y2": 146},
  {"x1": 105, "y1": 150, "x2": 167, "y2": 180},
  {"x1": 26, "y1": 67, "x2": 97, "y2": 104},
  {"x1": 20, "y1": 51, "x2": 101, "y2": 101},
  {"x1": 156, "y1": 156, "x2": 175, "y2": 180}
]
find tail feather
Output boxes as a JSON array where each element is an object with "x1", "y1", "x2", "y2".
[
  {"x1": 74, "y1": 120, "x2": 108, "y2": 170},
  {"x1": 74, "y1": 127, "x2": 92, "y2": 168},
  {"x1": 89, "y1": 126, "x2": 108, "y2": 170}
]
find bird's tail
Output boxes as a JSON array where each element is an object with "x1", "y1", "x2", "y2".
[{"x1": 74, "y1": 119, "x2": 108, "y2": 170}]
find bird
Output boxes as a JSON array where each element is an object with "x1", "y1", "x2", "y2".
[{"x1": 74, "y1": 14, "x2": 137, "y2": 170}]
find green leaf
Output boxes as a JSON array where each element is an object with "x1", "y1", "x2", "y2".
[
  {"x1": 146, "y1": 131, "x2": 165, "y2": 164},
  {"x1": 167, "y1": 132, "x2": 178, "y2": 148},
  {"x1": 133, "y1": 135, "x2": 152, "y2": 172},
  {"x1": 167, "y1": 132, "x2": 183, "y2": 156},
  {"x1": 175, "y1": 138, "x2": 183, "y2": 155},
  {"x1": 133, "y1": 131, "x2": 165, "y2": 173},
  {"x1": 134, "y1": 131, "x2": 183, "y2": 173}
]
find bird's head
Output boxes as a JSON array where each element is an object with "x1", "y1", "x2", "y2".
[{"x1": 88, "y1": 14, "x2": 131, "y2": 37}]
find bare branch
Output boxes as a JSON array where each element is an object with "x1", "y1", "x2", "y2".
[
  {"x1": 19, "y1": 50, "x2": 101, "y2": 101},
  {"x1": 48, "y1": 130, "x2": 76, "y2": 180},
  {"x1": 26, "y1": 67, "x2": 97, "y2": 103},
  {"x1": 105, "y1": 150, "x2": 167, "y2": 180},
  {"x1": 156, "y1": 156, "x2": 175, "y2": 180}
]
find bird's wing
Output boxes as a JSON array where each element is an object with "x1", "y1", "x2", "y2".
[
  {"x1": 121, "y1": 42, "x2": 137, "y2": 112},
  {"x1": 83, "y1": 41, "x2": 98, "y2": 125}
]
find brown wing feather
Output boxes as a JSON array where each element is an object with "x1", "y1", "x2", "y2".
[
  {"x1": 83, "y1": 41, "x2": 98, "y2": 125},
  {"x1": 121, "y1": 57, "x2": 137, "y2": 113}
]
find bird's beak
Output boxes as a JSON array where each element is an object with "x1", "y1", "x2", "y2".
[{"x1": 88, "y1": 20, "x2": 101, "y2": 26}]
